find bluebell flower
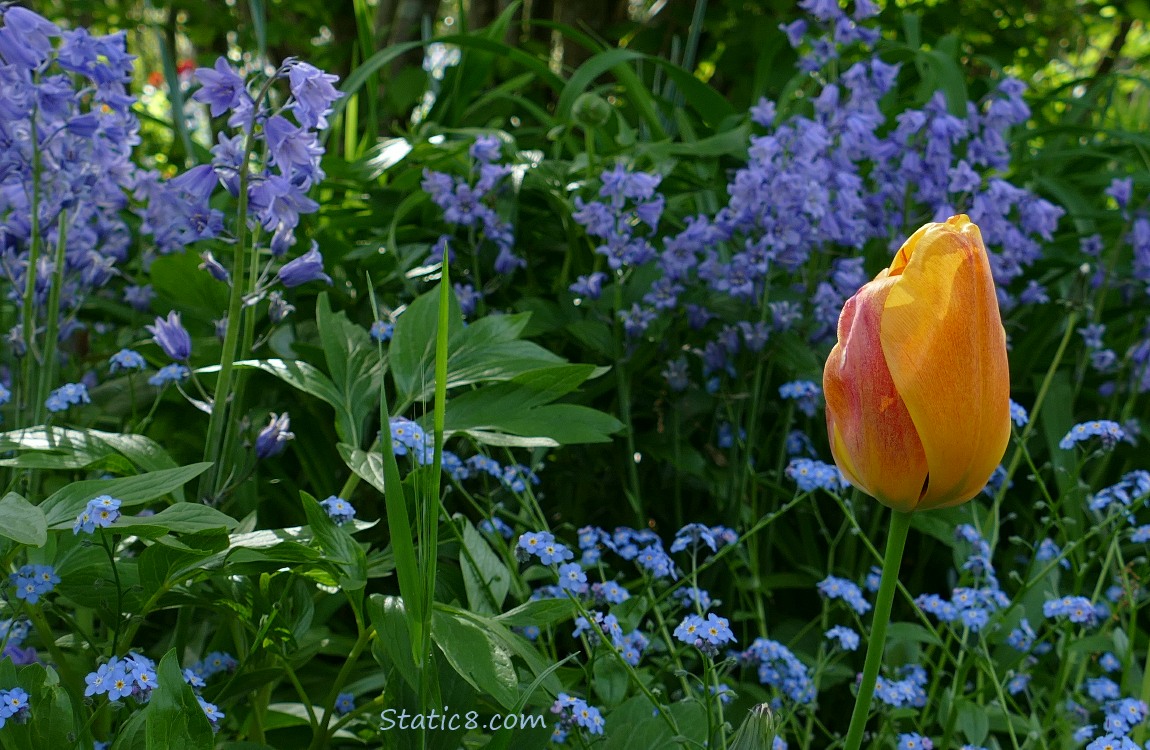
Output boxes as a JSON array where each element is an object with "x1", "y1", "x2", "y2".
[
  {"x1": 193, "y1": 57, "x2": 248, "y2": 117},
  {"x1": 825, "y1": 625, "x2": 859, "y2": 651},
  {"x1": 569, "y1": 272, "x2": 607, "y2": 300},
  {"x1": 109, "y1": 349, "x2": 146, "y2": 372},
  {"x1": 286, "y1": 60, "x2": 343, "y2": 130},
  {"x1": 1059, "y1": 420, "x2": 1126, "y2": 450},
  {"x1": 198, "y1": 251, "x2": 230, "y2": 284},
  {"x1": 278, "y1": 242, "x2": 332, "y2": 288},
  {"x1": 469, "y1": 134, "x2": 501, "y2": 163},
  {"x1": 1105, "y1": 177, "x2": 1134, "y2": 209},
  {"x1": 319, "y1": 496, "x2": 356, "y2": 525},
  {"x1": 0, "y1": 5, "x2": 59, "y2": 66},
  {"x1": 148, "y1": 311, "x2": 192, "y2": 361},
  {"x1": 255, "y1": 412, "x2": 294, "y2": 459},
  {"x1": 661, "y1": 357, "x2": 689, "y2": 391}
]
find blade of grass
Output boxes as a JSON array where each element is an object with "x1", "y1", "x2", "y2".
[{"x1": 366, "y1": 274, "x2": 425, "y2": 669}]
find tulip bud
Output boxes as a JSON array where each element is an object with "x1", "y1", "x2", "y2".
[{"x1": 822, "y1": 215, "x2": 1010, "y2": 512}]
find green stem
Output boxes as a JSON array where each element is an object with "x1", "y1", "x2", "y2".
[
  {"x1": 200, "y1": 79, "x2": 275, "y2": 500},
  {"x1": 842, "y1": 509, "x2": 912, "y2": 750},
  {"x1": 21, "y1": 105, "x2": 44, "y2": 429},
  {"x1": 36, "y1": 214, "x2": 69, "y2": 423},
  {"x1": 612, "y1": 280, "x2": 644, "y2": 526}
]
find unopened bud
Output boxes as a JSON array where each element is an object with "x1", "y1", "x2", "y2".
[
  {"x1": 729, "y1": 703, "x2": 777, "y2": 750},
  {"x1": 572, "y1": 92, "x2": 611, "y2": 129}
]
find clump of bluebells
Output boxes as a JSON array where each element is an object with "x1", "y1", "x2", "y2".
[
  {"x1": 0, "y1": 7, "x2": 140, "y2": 351},
  {"x1": 421, "y1": 133, "x2": 521, "y2": 300}
]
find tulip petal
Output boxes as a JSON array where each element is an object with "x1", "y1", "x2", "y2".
[
  {"x1": 879, "y1": 216, "x2": 1011, "y2": 509},
  {"x1": 823, "y1": 274, "x2": 929, "y2": 512}
]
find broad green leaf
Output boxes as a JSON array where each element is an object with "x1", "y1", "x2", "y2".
[
  {"x1": 450, "y1": 403, "x2": 623, "y2": 445},
  {"x1": 41, "y1": 463, "x2": 212, "y2": 527},
  {"x1": 390, "y1": 285, "x2": 567, "y2": 407},
  {"x1": 459, "y1": 517, "x2": 510, "y2": 615},
  {"x1": 0, "y1": 427, "x2": 177, "y2": 475},
  {"x1": 146, "y1": 650, "x2": 215, "y2": 749},
  {"x1": 108, "y1": 504, "x2": 239, "y2": 537},
  {"x1": 431, "y1": 607, "x2": 518, "y2": 711},
  {"x1": 316, "y1": 293, "x2": 384, "y2": 445},
  {"x1": 495, "y1": 598, "x2": 577, "y2": 628},
  {"x1": 390, "y1": 282, "x2": 463, "y2": 407},
  {"x1": 0, "y1": 492, "x2": 47, "y2": 546},
  {"x1": 955, "y1": 698, "x2": 989, "y2": 746},
  {"x1": 369, "y1": 594, "x2": 420, "y2": 694}
]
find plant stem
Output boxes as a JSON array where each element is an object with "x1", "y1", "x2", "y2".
[{"x1": 842, "y1": 508, "x2": 911, "y2": 750}]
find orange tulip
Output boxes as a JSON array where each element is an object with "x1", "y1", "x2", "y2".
[{"x1": 822, "y1": 215, "x2": 1010, "y2": 512}]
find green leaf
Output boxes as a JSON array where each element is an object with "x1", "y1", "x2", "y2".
[
  {"x1": 390, "y1": 285, "x2": 567, "y2": 407},
  {"x1": 955, "y1": 698, "x2": 989, "y2": 745},
  {"x1": 495, "y1": 598, "x2": 577, "y2": 628},
  {"x1": 389, "y1": 282, "x2": 463, "y2": 407},
  {"x1": 441, "y1": 366, "x2": 621, "y2": 444},
  {"x1": 146, "y1": 650, "x2": 216, "y2": 749},
  {"x1": 431, "y1": 607, "x2": 518, "y2": 711},
  {"x1": 110, "y1": 504, "x2": 239, "y2": 537},
  {"x1": 300, "y1": 491, "x2": 368, "y2": 592},
  {"x1": 886, "y1": 622, "x2": 943, "y2": 648},
  {"x1": 449, "y1": 403, "x2": 622, "y2": 445},
  {"x1": 0, "y1": 426, "x2": 178, "y2": 475},
  {"x1": 592, "y1": 655, "x2": 628, "y2": 706},
  {"x1": 316, "y1": 293, "x2": 384, "y2": 445},
  {"x1": 459, "y1": 517, "x2": 510, "y2": 615},
  {"x1": 0, "y1": 492, "x2": 47, "y2": 546},
  {"x1": 41, "y1": 463, "x2": 212, "y2": 527},
  {"x1": 368, "y1": 594, "x2": 420, "y2": 693}
]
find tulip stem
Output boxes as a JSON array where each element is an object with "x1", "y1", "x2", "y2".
[{"x1": 842, "y1": 508, "x2": 912, "y2": 750}]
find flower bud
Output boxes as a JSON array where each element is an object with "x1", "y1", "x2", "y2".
[
  {"x1": 572, "y1": 93, "x2": 612, "y2": 129},
  {"x1": 822, "y1": 215, "x2": 1010, "y2": 512}
]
